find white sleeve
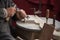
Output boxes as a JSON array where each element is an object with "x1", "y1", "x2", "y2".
[{"x1": 2, "y1": 8, "x2": 8, "y2": 18}]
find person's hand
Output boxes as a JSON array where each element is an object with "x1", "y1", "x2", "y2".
[
  {"x1": 16, "y1": 9, "x2": 27, "y2": 20},
  {"x1": 6, "y1": 7, "x2": 16, "y2": 17}
]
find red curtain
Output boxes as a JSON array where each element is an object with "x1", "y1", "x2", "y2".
[{"x1": 13, "y1": 0, "x2": 60, "y2": 21}]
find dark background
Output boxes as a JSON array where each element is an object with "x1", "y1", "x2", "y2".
[{"x1": 13, "y1": 0, "x2": 60, "y2": 21}]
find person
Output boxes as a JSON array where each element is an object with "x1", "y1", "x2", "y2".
[{"x1": 0, "y1": 0, "x2": 27, "y2": 40}]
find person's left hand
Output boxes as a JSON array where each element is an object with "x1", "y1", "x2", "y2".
[{"x1": 6, "y1": 7, "x2": 16, "y2": 17}]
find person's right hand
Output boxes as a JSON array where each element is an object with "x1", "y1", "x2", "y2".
[
  {"x1": 6, "y1": 7, "x2": 16, "y2": 17},
  {"x1": 16, "y1": 9, "x2": 27, "y2": 20}
]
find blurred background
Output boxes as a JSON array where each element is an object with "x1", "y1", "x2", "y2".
[{"x1": 13, "y1": 0, "x2": 60, "y2": 21}]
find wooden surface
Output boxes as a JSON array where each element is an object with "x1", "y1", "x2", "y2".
[{"x1": 39, "y1": 23, "x2": 55, "y2": 40}]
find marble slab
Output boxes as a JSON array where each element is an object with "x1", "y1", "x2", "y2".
[
  {"x1": 16, "y1": 15, "x2": 60, "y2": 31},
  {"x1": 16, "y1": 15, "x2": 45, "y2": 30}
]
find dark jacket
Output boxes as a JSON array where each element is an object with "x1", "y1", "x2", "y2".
[{"x1": 0, "y1": 0, "x2": 15, "y2": 40}]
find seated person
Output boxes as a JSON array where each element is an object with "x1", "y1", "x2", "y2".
[{"x1": 0, "y1": 0, "x2": 27, "y2": 40}]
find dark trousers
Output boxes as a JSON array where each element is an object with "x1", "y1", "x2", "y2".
[{"x1": 0, "y1": 20, "x2": 15, "y2": 40}]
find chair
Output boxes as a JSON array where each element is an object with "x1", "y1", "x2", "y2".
[{"x1": 39, "y1": 23, "x2": 55, "y2": 40}]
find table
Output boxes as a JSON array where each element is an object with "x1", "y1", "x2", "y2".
[
  {"x1": 16, "y1": 15, "x2": 44, "y2": 40},
  {"x1": 16, "y1": 15, "x2": 60, "y2": 40},
  {"x1": 39, "y1": 17, "x2": 60, "y2": 30}
]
